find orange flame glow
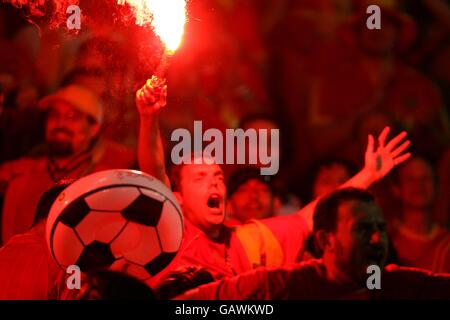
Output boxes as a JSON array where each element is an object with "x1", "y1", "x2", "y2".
[{"x1": 118, "y1": 0, "x2": 187, "y2": 54}]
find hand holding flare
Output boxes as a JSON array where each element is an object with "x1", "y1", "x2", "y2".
[
  {"x1": 136, "y1": 76, "x2": 168, "y2": 117},
  {"x1": 121, "y1": 1, "x2": 186, "y2": 116}
]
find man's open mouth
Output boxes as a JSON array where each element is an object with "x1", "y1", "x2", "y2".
[{"x1": 207, "y1": 194, "x2": 221, "y2": 209}]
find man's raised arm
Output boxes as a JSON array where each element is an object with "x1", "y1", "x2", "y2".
[
  {"x1": 136, "y1": 77, "x2": 171, "y2": 187},
  {"x1": 299, "y1": 127, "x2": 411, "y2": 232}
]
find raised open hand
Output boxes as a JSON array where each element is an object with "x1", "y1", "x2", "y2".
[{"x1": 364, "y1": 127, "x2": 411, "y2": 182}]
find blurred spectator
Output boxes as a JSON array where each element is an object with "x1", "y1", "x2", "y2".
[
  {"x1": 238, "y1": 113, "x2": 301, "y2": 216},
  {"x1": 0, "y1": 180, "x2": 72, "y2": 300},
  {"x1": 0, "y1": 76, "x2": 45, "y2": 164},
  {"x1": 304, "y1": 158, "x2": 356, "y2": 202},
  {"x1": 405, "y1": 0, "x2": 450, "y2": 93},
  {"x1": 272, "y1": 0, "x2": 448, "y2": 185},
  {"x1": 310, "y1": 0, "x2": 448, "y2": 162},
  {"x1": 226, "y1": 167, "x2": 278, "y2": 224},
  {"x1": 65, "y1": 36, "x2": 138, "y2": 147},
  {"x1": 0, "y1": 34, "x2": 44, "y2": 162},
  {"x1": 436, "y1": 149, "x2": 450, "y2": 228},
  {"x1": 0, "y1": 85, "x2": 135, "y2": 244},
  {"x1": 390, "y1": 157, "x2": 450, "y2": 273},
  {"x1": 221, "y1": 113, "x2": 300, "y2": 225},
  {"x1": 353, "y1": 1, "x2": 449, "y2": 159}
]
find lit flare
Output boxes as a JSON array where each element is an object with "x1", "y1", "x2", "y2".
[{"x1": 118, "y1": 0, "x2": 187, "y2": 54}]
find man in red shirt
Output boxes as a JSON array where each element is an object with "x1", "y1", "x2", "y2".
[
  {"x1": 390, "y1": 157, "x2": 450, "y2": 273},
  {"x1": 178, "y1": 188, "x2": 450, "y2": 300},
  {"x1": 136, "y1": 79, "x2": 411, "y2": 284},
  {"x1": 225, "y1": 167, "x2": 278, "y2": 225},
  {"x1": 0, "y1": 180, "x2": 72, "y2": 300},
  {"x1": 0, "y1": 85, "x2": 135, "y2": 244}
]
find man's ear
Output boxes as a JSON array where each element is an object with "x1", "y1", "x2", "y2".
[
  {"x1": 174, "y1": 191, "x2": 183, "y2": 207},
  {"x1": 316, "y1": 230, "x2": 334, "y2": 253}
]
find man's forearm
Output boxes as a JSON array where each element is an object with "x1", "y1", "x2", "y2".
[
  {"x1": 340, "y1": 167, "x2": 376, "y2": 190},
  {"x1": 138, "y1": 115, "x2": 170, "y2": 186},
  {"x1": 175, "y1": 270, "x2": 270, "y2": 300}
]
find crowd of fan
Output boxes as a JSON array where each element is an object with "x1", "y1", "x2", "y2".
[{"x1": 0, "y1": 0, "x2": 449, "y2": 299}]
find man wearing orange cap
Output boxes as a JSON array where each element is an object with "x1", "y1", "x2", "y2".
[{"x1": 0, "y1": 85, "x2": 135, "y2": 245}]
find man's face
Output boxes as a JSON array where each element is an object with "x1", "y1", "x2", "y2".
[
  {"x1": 177, "y1": 163, "x2": 226, "y2": 236},
  {"x1": 397, "y1": 158, "x2": 435, "y2": 210},
  {"x1": 330, "y1": 200, "x2": 388, "y2": 285},
  {"x1": 313, "y1": 164, "x2": 351, "y2": 198},
  {"x1": 46, "y1": 100, "x2": 100, "y2": 158},
  {"x1": 229, "y1": 179, "x2": 273, "y2": 223}
]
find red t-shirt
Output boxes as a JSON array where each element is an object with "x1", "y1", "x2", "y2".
[
  {"x1": 392, "y1": 224, "x2": 450, "y2": 273},
  {"x1": 150, "y1": 214, "x2": 309, "y2": 286},
  {"x1": 0, "y1": 232, "x2": 63, "y2": 299}
]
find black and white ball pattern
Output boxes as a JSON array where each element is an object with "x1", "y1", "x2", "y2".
[{"x1": 46, "y1": 170, "x2": 183, "y2": 280}]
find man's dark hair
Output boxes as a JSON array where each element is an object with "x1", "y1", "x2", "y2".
[
  {"x1": 33, "y1": 179, "x2": 75, "y2": 226},
  {"x1": 313, "y1": 188, "x2": 375, "y2": 235},
  {"x1": 227, "y1": 167, "x2": 276, "y2": 197},
  {"x1": 168, "y1": 152, "x2": 220, "y2": 193},
  {"x1": 312, "y1": 188, "x2": 376, "y2": 257},
  {"x1": 302, "y1": 157, "x2": 357, "y2": 202}
]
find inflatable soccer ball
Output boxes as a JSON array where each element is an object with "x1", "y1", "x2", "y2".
[{"x1": 46, "y1": 169, "x2": 183, "y2": 280}]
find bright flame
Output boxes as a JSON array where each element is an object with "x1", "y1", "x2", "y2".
[{"x1": 118, "y1": 0, "x2": 187, "y2": 54}]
